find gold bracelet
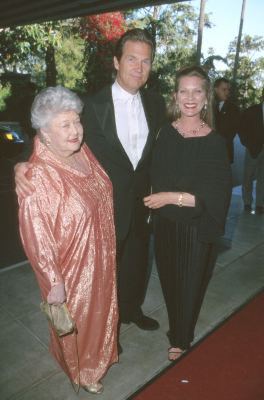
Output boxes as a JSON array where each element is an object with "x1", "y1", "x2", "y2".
[{"x1": 178, "y1": 192, "x2": 183, "y2": 207}]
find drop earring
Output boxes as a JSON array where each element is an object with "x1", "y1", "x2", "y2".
[
  {"x1": 40, "y1": 133, "x2": 51, "y2": 147},
  {"x1": 176, "y1": 103, "x2": 180, "y2": 116},
  {"x1": 202, "y1": 103, "x2": 207, "y2": 119}
]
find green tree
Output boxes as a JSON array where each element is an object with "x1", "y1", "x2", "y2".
[
  {"x1": 80, "y1": 12, "x2": 126, "y2": 93},
  {"x1": 55, "y1": 34, "x2": 86, "y2": 91},
  {"x1": 0, "y1": 20, "x2": 85, "y2": 88},
  {"x1": 0, "y1": 19, "x2": 88, "y2": 112},
  {"x1": 0, "y1": 83, "x2": 10, "y2": 111},
  {"x1": 0, "y1": 26, "x2": 35, "y2": 73},
  {"x1": 224, "y1": 35, "x2": 264, "y2": 108},
  {"x1": 126, "y1": 3, "x2": 204, "y2": 99}
]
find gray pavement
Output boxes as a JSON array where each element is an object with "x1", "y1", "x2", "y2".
[{"x1": 0, "y1": 186, "x2": 263, "y2": 400}]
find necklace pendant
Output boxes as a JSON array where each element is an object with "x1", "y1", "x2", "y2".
[{"x1": 175, "y1": 119, "x2": 205, "y2": 137}]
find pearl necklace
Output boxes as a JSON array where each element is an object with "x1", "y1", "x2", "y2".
[{"x1": 174, "y1": 119, "x2": 205, "y2": 137}]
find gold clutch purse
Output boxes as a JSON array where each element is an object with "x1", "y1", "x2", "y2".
[{"x1": 40, "y1": 302, "x2": 76, "y2": 337}]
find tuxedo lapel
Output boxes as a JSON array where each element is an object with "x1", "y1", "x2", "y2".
[
  {"x1": 137, "y1": 89, "x2": 154, "y2": 167},
  {"x1": 93, "y1": 86, "x2": 133, "y2": 166},
  {"x1": 220, "y1": 101, "x2": 228, "y2": 114},
  {"x1": 92, "y1": 86, "x2": 158, "y2": 171},
  {"x1": 140, "y1": 89, "x2": 154, "y2": 132}
]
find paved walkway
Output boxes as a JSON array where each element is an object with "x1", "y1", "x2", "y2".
[{"x1": 0, "y1": 187, "x2": 263, "y2": 400}]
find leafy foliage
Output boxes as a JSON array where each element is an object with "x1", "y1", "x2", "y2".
[
  {"x1": 55, "y1": 35, "x2": 86, "y2": 91},
  {"x1": 226, "y1": 35, "x2": 264, "y2": 108},
  {"x1": 80, "y1": 12, "x2": 126, "y2": 43},
  {"x1": 125, "y1": 4, "x2": 199, "y2": 100},
  {"x1": 0, "y1": 19, "x2": 87, "y2": 113},
  {"x1": 80, "y1": 12, "x2": 126, "y2": 93},
  {"x1": 0, "y1": 23, "x2": 61, "y2": 74},
  {"x1": 209, "y1": 35, "x2": 264, "y2": 108},
  {"x1": 0, "y1": 4, "x2": 263, "y2": 110},
  {"x1": 0, "y1": 83, "x2": 11, "y2": 111},
  {"x1": 0, "y1": 20, "x2": 85, "y2": 87}
]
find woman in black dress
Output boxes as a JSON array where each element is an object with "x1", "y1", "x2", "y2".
[{"x1": 144, "y1": 66, "x2": 232, "y2": 361}]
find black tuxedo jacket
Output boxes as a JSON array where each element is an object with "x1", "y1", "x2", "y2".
[
  {"x1": 214, "y1": 100, "x2": 240, "y2": 163},
  {"x1": 239, "y1": 103, "x2": 264, "y2": 158},
  {"x1": 82, "y1": 85, "x2": 167, "y2": 241}
]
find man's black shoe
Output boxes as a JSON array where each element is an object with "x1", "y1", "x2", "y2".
[{"x1": 121, "y1": 315, "x2": 159, "y2": 331}]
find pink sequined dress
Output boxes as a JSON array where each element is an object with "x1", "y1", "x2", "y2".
[{"x1": 18, "y1": 137, "x2": 118, "y2": 386}]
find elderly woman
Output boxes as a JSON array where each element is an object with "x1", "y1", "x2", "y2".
[
  {"x1": 144, "y1": 66, "x2": 232, "y2": 361},
  {"x1": 18, "y1": 86, "x2": 118, "y2": 394}
]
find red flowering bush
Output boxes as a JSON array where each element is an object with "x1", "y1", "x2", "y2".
[
  {"x1": 80, "y1": 12, "x2": 126, "y2": 44},
  {"x1": 80, "y1": 12, "x2": 127, "y2": 93}
]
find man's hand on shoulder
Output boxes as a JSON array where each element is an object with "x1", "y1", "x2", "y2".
[{"x1": 14, "y1": 162, "x2": 35, "y2": 198}]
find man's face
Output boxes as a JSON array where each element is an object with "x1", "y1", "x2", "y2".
[
  {"x1": 114, "y1": 40, "x2": 152, "y2": 94},
  {"x1": 215, "y1": 81, "x2": 230, "y2": 102}
]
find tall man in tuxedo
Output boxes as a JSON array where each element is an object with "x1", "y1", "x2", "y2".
[
  {"x1": 214, "y1": 78, "x2": 240, "y2": 163},
  {"x1": 82, "y1": 29, "x2": 166, "y2": 329},
  {"x1": 239, "y1": 90, "x2": 264, "y2": 214}
]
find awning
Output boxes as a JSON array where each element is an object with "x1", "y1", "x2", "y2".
[{"x1": 0, "y1": 0, "x2": 189, "y2": 28}]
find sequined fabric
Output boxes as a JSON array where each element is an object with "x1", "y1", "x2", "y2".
[{"x1": 18, "y1": 137, "x2": 118, "y2": 385}]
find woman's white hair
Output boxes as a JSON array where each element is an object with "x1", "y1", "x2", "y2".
[{"x1": 31, "y1": 85, "x2": 83, "y2": 129}]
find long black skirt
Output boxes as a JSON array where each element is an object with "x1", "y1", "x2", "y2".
[{"x1": 154, "y1": 216, "x2": 218, "y2": 350}]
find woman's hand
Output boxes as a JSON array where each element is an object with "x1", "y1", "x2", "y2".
[
  {"x1": 47, "y1": 282, "x2": 66, "y2": 305},
  {"x1": 144, "y1": 192, "x2": 176, "y2": 209},
  {"x1": 144, "y1": 192, "x2": 196, "y2": 208},
  {"x1": 14, "y1": 162, "x2": 35, "y2": 197}
]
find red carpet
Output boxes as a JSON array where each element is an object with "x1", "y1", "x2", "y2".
[{"x1": 132, "y1": 292, "x2": 264, "y2": 400}]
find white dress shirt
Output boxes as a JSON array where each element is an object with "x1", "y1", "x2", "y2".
[
  {"x1": 112, "y1": 80, "x2": 149, "y2": 169},
  {"x1": 219, "y1": 100, "x2": 225, "y2": 111}
]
